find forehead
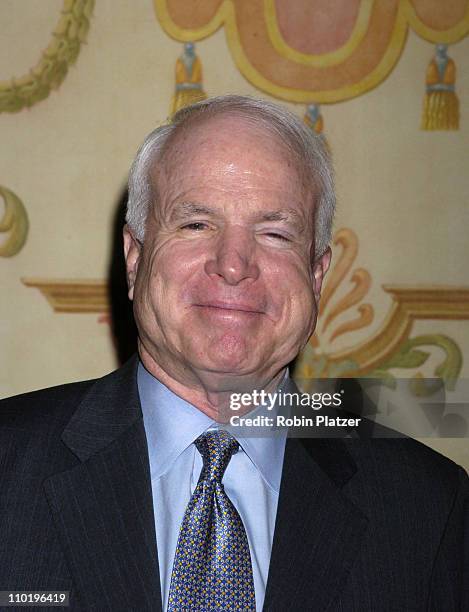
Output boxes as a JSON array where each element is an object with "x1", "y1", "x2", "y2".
[{"x1": 155, "y1": 114, "x2": 309, "y2": 198}]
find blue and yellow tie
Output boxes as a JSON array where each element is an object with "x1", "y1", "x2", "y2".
[{"x1": 168, "y1": 429, "x2": 256, "y2": 611}]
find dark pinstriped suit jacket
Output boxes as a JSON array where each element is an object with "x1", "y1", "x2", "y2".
[{"x1": 1, "y1": 356, "x2": 468, "y2": 611}]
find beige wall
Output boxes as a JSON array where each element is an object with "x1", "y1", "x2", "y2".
[{"x1": 1, "y1": 1, "x2": 468, "y2": 466}]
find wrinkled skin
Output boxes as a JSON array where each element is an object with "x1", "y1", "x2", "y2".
[{"x1": 124, "y1": 115, "x2": 331, "y2": 420}]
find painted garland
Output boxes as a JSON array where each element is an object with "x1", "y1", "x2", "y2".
[{"x1": 0, "y1": 0, "x2": 94, "y2": 113}]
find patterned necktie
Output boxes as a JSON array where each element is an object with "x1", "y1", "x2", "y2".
[{"x1": 168, "y1": 429, "x2": 256, "y2": 611}]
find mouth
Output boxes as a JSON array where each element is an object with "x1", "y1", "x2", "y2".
[{"x1": 193, "y1": 301, "x2": 264, "y2": 315}]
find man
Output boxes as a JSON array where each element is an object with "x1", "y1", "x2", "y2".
[{"x1": 1, "y1": 96, "x2": 468, "y2": 611}]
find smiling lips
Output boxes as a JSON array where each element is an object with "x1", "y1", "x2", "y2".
[{"x1": 194, "y1": 301, "x2": 265, "y2": 315}]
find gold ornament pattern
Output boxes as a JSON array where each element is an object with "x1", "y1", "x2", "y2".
[
  {"x1": 421, "y1": 44, "x2": 459, "y2": 130},
  {"x1": 21, "y1": 278, "x2": 107, "y2": 312},
  {"x1": 372, "y1": 334, "x2": 462, "y2": 393},
  {"x1": 171, "y1": 42, "x2": 207, "y2": 114},
  {"x1": 153, "y1": 0, "x2": 469, "y2": 103},
  {"x1": 294, "y1": 228, "x2": 469, "y2": 390},
  {"x1": 0, "y1": 185, "x2": 29, "y2": 257},
  {"x1": 0, "y1": 0, "x2": 94, "y2": 113}
]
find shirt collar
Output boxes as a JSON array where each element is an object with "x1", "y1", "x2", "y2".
[
  {"x1": 137, "y1": 362, "x2": 287, "y2": 493},
  {"x1": 138, "y1": 362, "x2": 214, "y2": 480}
]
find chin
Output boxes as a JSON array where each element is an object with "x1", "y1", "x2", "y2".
[{"x1": 191, "y1": 334, "x2": 261, "y2": 375}]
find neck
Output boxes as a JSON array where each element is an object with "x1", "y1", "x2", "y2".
[{"x1": 138, "y1": 341, "x2": 287, "y2": 423}]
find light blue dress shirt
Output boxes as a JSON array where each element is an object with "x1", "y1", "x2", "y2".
[{"x1": 137, "y1": 362, "x2": 287, "y2": 612}]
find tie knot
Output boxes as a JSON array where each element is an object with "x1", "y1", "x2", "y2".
[{"x1": 194, "y1": 430, "x2": 239, "y2": 482}]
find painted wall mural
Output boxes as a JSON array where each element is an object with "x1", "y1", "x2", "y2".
[
  {"x1": 0, "y1": 0, "x2": 94, "y2": 114},
  {"x1": 171, "y1": 42, "x2": 207, "y2": 113},
  {"x1": 293, "y1": 229, "x2": 468, "y2": 392},
  {"x1": 0, "y1": 0, "x2": 94, "y2": 257},
  {"x1": 14, "y1": 2, "x2": 469, "y2": 400},
  {"x1": 155, "y1": 0, "x2": 468, "y2": 129},
  {"x1": 0, "y1": 186, "x2": 29, "y2": 257},
  {"x1": 421, "y1": 44, "x2": 459, "y2": 129}
]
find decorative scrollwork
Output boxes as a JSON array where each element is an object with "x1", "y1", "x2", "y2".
[
  {"x1": 0, "y1": 0, "x2": 94, "y2": 113},
  {"x1": 371, "y1": 334, "x2": 462, "y2": 393},
  {"x1": 314, "y1": 228, "x2": 374, "y2": 349},
  {"x1": 293, "y1": 227, "x2": 469, "y2": 395},
  {"x1": 0, "y1": 185, "x2": 29, "y2": 257},
  {"x1": 21, "y1": 278, "x2": 107, "y2": 312},
  {"x1": 154, "y1": 0, "x2": 469, "y2": 103}
]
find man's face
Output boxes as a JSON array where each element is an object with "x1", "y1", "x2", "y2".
[{"x1": 124, "y1": 115, "x2": 331, "y2": 393}]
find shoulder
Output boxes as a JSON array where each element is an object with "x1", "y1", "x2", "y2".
[
  {"x1": 0, "y1": 356, "x2": 139, "y2": 452},
  {"x1": 346, "y1": 435, "x2": 464, "y2": 475},
  {"x1": 0, "y1": 380, "x2": 97, "y2": 491},
  {"x1": 344, "y1": 436, "x2": 468, "y2": 513},
  {"x1": 0, "y1": 379, "x2": 99, "y2": 476},
  {"x1": 0, "y1": 356, "x2": 139, "y2": 431},
  {"x1": 0, "y1": 357, "x2": 140, "y2": 485},
  {"x1": 0, "y1": 378, "x2": 97, "y2": 433}
]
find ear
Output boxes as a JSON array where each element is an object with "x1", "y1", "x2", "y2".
[
  {"x1": 312, "y1": 247, "x2": 332, "y2": 300},
  {"x1": 123, "y1": 224, "x2": 142, "y2": 301}
]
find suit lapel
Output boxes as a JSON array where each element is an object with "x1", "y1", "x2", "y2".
[
  {"x1": 43, "y1": 357, "x2": 162, "y2": 611},
  {"x1": 264, "y1": 436, "x2": 368, "y2": 611}
]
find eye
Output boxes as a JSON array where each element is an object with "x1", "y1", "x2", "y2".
[
  {"x1": 264, "y1": 232, "x2": 292, "y2": 242},
  {"x1": 180, "y1": 222, "x2": 209, "y2": 231}
]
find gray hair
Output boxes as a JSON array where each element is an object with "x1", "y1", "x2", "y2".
[{"x1": 126, "y1": 95, "x2": 335, "y2": 257}]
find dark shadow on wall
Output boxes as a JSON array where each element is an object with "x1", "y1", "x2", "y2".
[{"x1": 107, "y1": 188, "x2": 138, "y2": 364}]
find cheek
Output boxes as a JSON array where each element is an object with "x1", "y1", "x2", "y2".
[
  {"x1": 282, "y1": 291, "x2": 316, "y2": 336},
  {"x1": 137, "y1": 245, "x2": 200, "y2": 313},
  {"x1": 265, "y1": 257, "x2": 315, "y2": 320}
]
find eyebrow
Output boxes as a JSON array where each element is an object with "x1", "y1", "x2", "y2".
[
  {"x1": 257, "y1": 209, "x2": 307, "y2": 236},
  {"x1": 169, "y1": 202, "x2": 217, "y2": 221},
  {"x1": 169, "y1": 202, "x2": 305, "y2": 230},
  {"x1": 258, "y1": 209, "x2": 304, "y2": 225}
]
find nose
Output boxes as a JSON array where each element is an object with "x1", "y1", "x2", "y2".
[{"x1": 204, "y1": 225, "x2": 260, "y2": 286}]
